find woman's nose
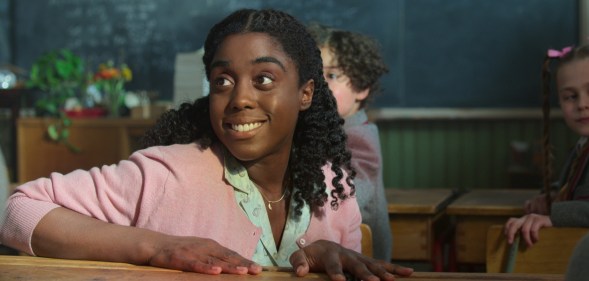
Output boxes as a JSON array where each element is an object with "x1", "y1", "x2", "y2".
[{"x1": 229, "y1": 81, "x2": 256, "y2": 110}]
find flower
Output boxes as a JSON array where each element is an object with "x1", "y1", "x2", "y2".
[{"x1": 92, "y1": 61, "x2": 132, "y2": 117}]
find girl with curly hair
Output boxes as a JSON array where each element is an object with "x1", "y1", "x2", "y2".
[
  {"x1": 0, "y1": 8, "x2": 412, "y2": 280},
  {"x1": 308, "y1": 23, "x2": 392, "y2": 261}
]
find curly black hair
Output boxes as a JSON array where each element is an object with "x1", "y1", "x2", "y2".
[
  {"x1": 141, "y1": 9, "x2": 355, "y2": 217},
  {"x1": 307, "y1": 23, "x2": 389, "y2": 109}
]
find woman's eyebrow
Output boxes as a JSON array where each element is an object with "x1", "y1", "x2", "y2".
[
  {"x1": 254, "y1": 56, "x2": 286, "y2": 71},
  {"x1": 210, "y1": 60, "x2": 230, "y2": 70}
]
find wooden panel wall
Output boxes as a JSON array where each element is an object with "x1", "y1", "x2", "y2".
[{"x1": 377, "y1": 117, "x2": 577, "y2": 190}]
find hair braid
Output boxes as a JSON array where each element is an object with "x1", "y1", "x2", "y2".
[{"x1": 541, "y1": 55, "x2": 553, "y2": 213}]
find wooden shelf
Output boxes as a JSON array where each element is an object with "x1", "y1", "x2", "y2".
[{"x1": 17, "y1": 117, "x2": 156, "y2": 182}]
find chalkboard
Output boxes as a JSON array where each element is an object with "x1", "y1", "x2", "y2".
[{"x1": 12, "y1": 0, "x2": 577, "y2": 108}]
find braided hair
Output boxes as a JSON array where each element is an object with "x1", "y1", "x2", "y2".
[
  {"x1": 541, "y1": 45, "x2": 589, "y2": 211},
  {"x1": 141, "y1": 9, "x2": 355, "y2": 216},
  {"x1": 307, "y1": 23, "x2": 389, "y2": 109}
]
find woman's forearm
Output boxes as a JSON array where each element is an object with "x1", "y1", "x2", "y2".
[{"x1": 32, "y1": 207, "x2": 164, "y2": 265}]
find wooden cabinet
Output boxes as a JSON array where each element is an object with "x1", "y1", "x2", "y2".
[{"x1": 17, "y1": 117, "x2": 155, "y2": 182}]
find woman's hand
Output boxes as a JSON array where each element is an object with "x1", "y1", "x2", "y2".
[
  {"x1": 504, "y1": 214, "x2": 553, "y2": 247},
  {"x1": 289, "y1": 240, "x2": 413, "y2": 281},
  {"x1": 148, "y1": 235, "x2": 262, "y2": 275}
]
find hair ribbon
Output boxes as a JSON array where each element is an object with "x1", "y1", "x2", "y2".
[{"x1": 547, "y1": 46, "x2": 573, "y2": 58}]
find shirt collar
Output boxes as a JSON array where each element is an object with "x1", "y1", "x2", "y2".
[
  {"x1": 343, "y1": 109, "x2": 368, "y2": 129},
  {"x1": 222, "y1": 148, "x2": 252, "y2": 194}
]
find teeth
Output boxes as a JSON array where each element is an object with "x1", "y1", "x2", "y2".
[{"x1": 231, "y1": 122, "x2": 262, "y2": 132}]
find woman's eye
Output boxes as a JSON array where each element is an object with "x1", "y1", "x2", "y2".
[
  {"x1": 214, "y1": 77, "x2": 232, "y2": 87},
  {"x1": 256, "y1": 75, "x2": 273, "y2": 85}
]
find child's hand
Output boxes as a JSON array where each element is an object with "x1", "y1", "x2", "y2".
[
  {"x1": 524, "y1": 194, "x2": 551, "y2": 214},
  {"x1": 148, "y1": 236, "x2": 262, "y2": 275},
  {"x1": 289, "y1": 240, "x2": 413, "y2": 281},
  {"x1": 504, "y1": 214, "x2": 553, "y2": 247}
]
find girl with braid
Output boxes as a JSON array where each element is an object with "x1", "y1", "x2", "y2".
[
  {"x1": 0, "y1": 9, "x2": 412, "y2": 280},
  {"x1": 504, "y1": 45, "x2": 589, "y2": 247}
]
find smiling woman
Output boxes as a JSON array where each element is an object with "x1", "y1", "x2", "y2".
[{"x1": 0, "y1": 8, "x2": 412, "y2": 281}]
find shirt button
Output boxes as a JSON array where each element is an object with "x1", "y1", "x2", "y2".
[
  {"x1": 299, "y1": 238, "x2": 306, "y2": 245},
  {"x1": 239, "y1": 170, "x2": 246, "y2": 177}
]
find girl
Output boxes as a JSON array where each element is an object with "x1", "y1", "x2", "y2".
[
  {"x1": 504, "y1": 45, "x2": 589, "y2": 247},
  {"x1": 307, "y1": 23, "x2": 392, "y2": 261},
  {"x1": 0, "y1": 9, "x2": 412, "y2": 281}
]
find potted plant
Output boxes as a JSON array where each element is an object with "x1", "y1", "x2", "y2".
[{"x1": 26, "y1": 49, "x2": 87, "y2": 152}]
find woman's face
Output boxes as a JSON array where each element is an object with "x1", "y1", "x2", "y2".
[
  {"x1": 208, "y1": 32, "x2": 313, "y2": 163},
  {"x1": 557, "y1": 58, "x2": 589, "y2": 137}
]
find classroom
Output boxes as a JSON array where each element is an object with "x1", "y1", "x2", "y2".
[{"x1": 0, "y1": 0, "x2": 588, "y2": 280}]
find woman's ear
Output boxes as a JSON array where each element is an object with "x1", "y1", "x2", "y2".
[{"x1": 300, "y1": 79, "x2": 314, "y2": 110}]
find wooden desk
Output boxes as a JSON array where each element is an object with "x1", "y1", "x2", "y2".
[
  {"x1": 17, "y1": 117, "x2": 156, "y2": 182},
  {"x1": 487, "y1": 225, "x2": 588, "y2": 274},
  {"x1": 0, "y1": 256, "x2": 564, "y2": 281},
  {"x1": 386, "y1": 188, "x2": 458, "y2": 268},
  {"x1": 446, "y1": 189, "x2": 538, "y2": 265}
]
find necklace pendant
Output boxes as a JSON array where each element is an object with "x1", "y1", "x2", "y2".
[{"x1": 268, "y1": 203, "x2": 272, "y2": 210}]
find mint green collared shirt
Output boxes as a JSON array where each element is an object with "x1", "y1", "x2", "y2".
[{"x1": 223, "y1": 153, "x2": 311, "y2": 267}]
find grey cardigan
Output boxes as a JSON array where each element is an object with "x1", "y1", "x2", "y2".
[
  {"x1": 344, "y1": 110, "x2": 392, "y2": 261},
  {"x1": 551, "y1": 139, "x2": 589, "y2": 227}
]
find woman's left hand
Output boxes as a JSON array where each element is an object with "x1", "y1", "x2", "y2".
[{"x1": 289, "y1": 240, "x2": 413, "y2": 281}]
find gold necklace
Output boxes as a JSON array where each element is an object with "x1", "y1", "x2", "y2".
[{"x1": 258, "y1": 188, "x2": 288, "y2": 210}]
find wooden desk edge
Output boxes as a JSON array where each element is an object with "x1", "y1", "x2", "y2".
[
  {"x1": 387, "y1": 189, "x2": 461, "y2": 215},
  {"x1": 0, "y1": 256, "x2": 564, "y2": 280}
]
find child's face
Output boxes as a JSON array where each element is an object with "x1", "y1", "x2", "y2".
[
  {"x1": 208, "y1": 32, "x2": 313, "y2": 162},
  {"x1": 557, "y1": 58, "x2": 589, "y2": 137},
  {"x1": 320, "y1": 46, "x2": 368, "y2": 118}
]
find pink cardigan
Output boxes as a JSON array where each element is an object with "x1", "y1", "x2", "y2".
[{"x1": 0, "y1": 143, "x2": 362, "y2": 258}]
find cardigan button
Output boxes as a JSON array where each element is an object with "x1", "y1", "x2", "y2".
[{"x1": 299, "y1": 238, "x2": 306, "y2": 245}]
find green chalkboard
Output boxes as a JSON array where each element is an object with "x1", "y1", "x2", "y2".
[{"x1": 12, "y1": 0, "x2": 577, "y2": 108}]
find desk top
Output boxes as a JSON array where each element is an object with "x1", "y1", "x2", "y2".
[
  {"x1": 386, "y1": 188, "x2": 458, "y2": 214},
  {"x1": 446, "y1": 189, "x2": 538, "y2": 216},
  {"x1": 0, "y1": 256, "x2": 563, "y2": 281}
]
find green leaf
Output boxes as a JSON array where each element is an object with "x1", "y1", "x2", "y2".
[
  {"x1": 47, "y1": 125, "x2": 59, "y2": 141},
  {"x1": 56, "y1": 60, "x2": 74, "y2": 78},
  {"x1": 62, "y1": 117, "x2": 72, "y2": 127}
]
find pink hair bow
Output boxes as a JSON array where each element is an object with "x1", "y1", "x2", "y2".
[{"x1": 547, "y1": 46, "x2": 573, "y2": 58}]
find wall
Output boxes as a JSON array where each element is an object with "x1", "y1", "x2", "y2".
[{"x1": 377, "y1": 112, "x2": 578, "y2": 189}]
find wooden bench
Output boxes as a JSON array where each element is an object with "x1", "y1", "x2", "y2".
[
  {"x1": 486, "y1": 224, "x2": 589, "y2": 273},
  {"x1": 360, "y1": 223, "x2": 373, "y2": 258},
  {"x1": 446, "y1": 189, "x2": 538, "y2": 266}
]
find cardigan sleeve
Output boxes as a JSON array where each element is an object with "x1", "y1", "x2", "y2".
[
  {"x1": 0, "y1": 146, "x2": 170, "y2": 255},
  {"x1": 551, "y1": 200, "x2": 589, "y2": 227}
]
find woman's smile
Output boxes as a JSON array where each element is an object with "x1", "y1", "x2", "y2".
[{"x1": 230, "y1": 121, "x2": 264, "y2": 132}]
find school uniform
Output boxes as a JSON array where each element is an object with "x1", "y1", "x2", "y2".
[
  {"x1": 551, "y1": 137, "x2": 589, "y2": 227},
  {"x1": 344, "y1": 109, "x2": 392, "y2": 261},
  {"x1": 0, "y1": 142, "x2": 361, "y2": 266}
]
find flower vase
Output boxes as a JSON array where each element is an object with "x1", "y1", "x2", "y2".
[{"x1": 104, "y1": 89, "x2": 124, "y2": 118}]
